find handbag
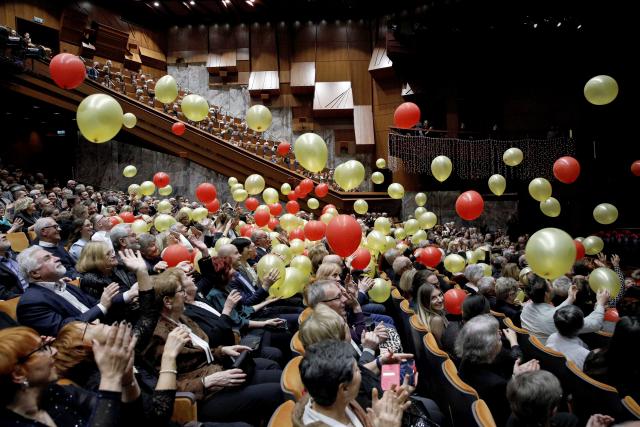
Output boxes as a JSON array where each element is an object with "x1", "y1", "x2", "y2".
[
  {"x1": 402, "y1": 397, "x2": 441, "y2": 427},
  {"x1": 231, "y1": 351, "x2": 256, "y2": 382}
]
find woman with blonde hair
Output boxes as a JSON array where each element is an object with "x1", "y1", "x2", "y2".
[
  {"x1": 314, "y1": 263, "x2": 342, "y2": 282},
  {"x1": 76, "y1": 241, "x2": 125, "y2": 299},
  {"x1": 416, "y1": 283, "x2": 448, "y2": 346},
  {"x1": 502, "y1": 263, "x2": 520, "y2": 281},
  {"x1": 398, "y1": 269, "x2": 417, "y2": 301},
  {"x1": 13, "y1": 196, "x2": 37, "y2": 233}
]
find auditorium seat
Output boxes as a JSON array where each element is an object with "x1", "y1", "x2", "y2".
[
  {"x1": 527, "y1": 335, "x2": 572, "y2": 405},
  {"x1": 471, "y1": 399, "x2": 498, "y2": 427},
  {"x1": 268, "y1": 400, "x2": 294, "y2": 427},
  {"x1": 281, "y1": 356, "x2": 305, "y2": 401},
  {"x1": 291, "y1": 331, "x2": 305, "y2": 355},
  {"x1": 171, "y1": 392, "x2": 198, "y2": 424},
  {"x1": 489, "y1": 310, "x2": 506, "y2": 329},
  {"x1": 579, "y1": 330, "x2": 613, "y2": 350},
  {"x1": 441, "y1": 359, "x2": 480, "y2": 427},
  {"x1": 621, "y1": 396, "x2": 640, "y2": 420},
  {"x1": 298, "y1": 307, "x2": 312, "y2": 324},
  {"x1": 422, "y1": 332, "x2": 450, "y2": 403},
  {"x1": 0, "y1": 297, "x2": 19, "y2": 321},
  {"x1": 503, "y1": 317, "x2": 537, "y2": 359},
  {"x1": 7, "y1": 232, "x2": 29, "y2": 252}
]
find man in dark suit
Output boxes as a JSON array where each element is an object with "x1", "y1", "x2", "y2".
[
  {"x1": 249, "y1": 229, "x2": 271, "y2": 266},
  {"x1": 16, "y1": 246, "x2": 120, "y2": 336},
  {"x1": 0, "y1": 231, "x2": 28, "y2": 299},
  {"x1": 34, "y1": 217, "x2": 79, "y2": 279}
]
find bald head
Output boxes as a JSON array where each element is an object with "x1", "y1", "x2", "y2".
[{"x1": 217, "y1": 243, "x2": 241, "y2": 268}]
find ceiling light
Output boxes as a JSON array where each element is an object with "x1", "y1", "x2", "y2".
[
  {"x1": 577, "y1": 24, "x2": 582, "y2": 29},
  {"x1": 190, "y1": 0, "x2": 195, "y2": 4},
  {"x1": 246, "y1": 0, "x2": 254, "y2": 5},
  {"x1": 557, "y1": 22, "x2": 562, "y2": 27},
  {"x1": 533, "y1": 23, "x2": 538, "y2": 28},
  {"x1": 153, "y1": 1, "x2": 160, "y2": 6}
]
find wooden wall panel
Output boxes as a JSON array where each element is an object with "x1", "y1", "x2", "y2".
[
  {"x1": 317, "y1": 23, "x2": 347, "y2": 42},
  {"x1": 292, "y1": 23, "x2": 315, "y2": 62},
  {"x1": 0, "y1": 1, "x2": 61, "y2": 30},
  {"x1": 350, "y1": 60, "x2": 372, "y2": 104},
  {"x1": 316, "y1": 61, "x2": 350, "y2": 82},
  {"x1": 277, "y1": 25, "x2": 291, "y2": 72},
  {"x1": 250, "y1": 24, "x2": 277, "y2": 71},
  {"x1": 168, "y1": 25, "x2": 208, "y2": 53}
]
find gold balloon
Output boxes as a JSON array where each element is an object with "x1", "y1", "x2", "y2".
[
  {"x1": 140, "y1": 181, "x2": 156, "y2": 196},
  {"x1": 281, "y1": 183, "x2": 292, "y2": 195},
  {"x1": 593, "y1": 203, "x2": 618, "y2": 225},
  {"x1": 232, "y1": 189, "x2": 248, "y2": 202},
  {"x1": 477, "y1": 263, "x2": 492, "y2": 277},
  {"x1": 324, "y1": 207, "x2": 338, "y2": 216},
  {"x1": 179, "y1": 207, "x2": 193, "y2": 220},
  {"x1": 589, "y1": 267, "x2": 621, "y2": 298},
  {"x1": 410, "y1": 229, "x2": 427, "y2": 245},
  {"x1": 503, "y1": 148, "x2": 523, "y2": 166},
  {"x1": 289, "y1": 239, "x2": 305, "y2": 255},
  {"x1": 192, "y1": 207, "x2": 209, "y2": 221},
  {"x1": 215, "y1": 237, "x2": 232, "y2": 252},
  {"x1": 245, "y1": 174, "x2": 266, "y2": 195},
  {"x1": 384, "y1": 236, "x2": 396, "y2": 252},
  {"x1": 256, "y1": 204, "x2": 270, "y2": 214},
  {"x1": 444, "y1": 254, "x2": 466, "y2": 273},
  {"x1": 272, "y1": 243, "x2": 293, "y2": 265},
  {"x1": 431, "y1": 155, "x2": 453, "y2": 182},
  {"x1": 418, "y1": 212, "x2": 437, "y2": 230},
  {"x1": 131, "y1": 219, "x2": 148, "y2": 234},
  {"x1": 154, "y1": 214, "x2": 176, "y2": 232},
  {"x1": 320, "y1": 212, "x2": 335, "y2": 225},
  {"x1": 77, "y1": 94, "x2": 123, "y2": 143},
  {"x1": 575, "y1": 237, "x2": 584, "y2": 242},
  {"x1": 290, "y1": 255, "x2": 312, "y2": 277},
  {"x1": 367, "y1": 230, "x2": 387, "y2": 253},
  {"x1": 515, "y1": 290, "x2": 526, "y2": 304},
  {"x1": 122, "y1": 112, "x2": 137, "y2": 129},
  {"x1": 257, "y1": 254, "x2": 286, "y2": 289},
  {"x1": 246, "y1": 104, "x2": 272, "y2": 132},
  {"x1": 525, "y1": 228, "x2": 576, "y2": 279},
  {"x1": 415, "y1": 192, "x2": 427, "y2": 207},
  {"x1": 584, "y1": 75, "x2": 619, "y2": 106},
  {"x1": 228, "y1": 177, "x2": 238, "y2": 186},
  {"x1": 307, "y1": 198, "x2": 319, "y2": 210},
  {"x1": 368, "y1": 278, "x2": 391, "y2": 303},
  {"x1": 466, "y1": 250, "x2": 477, "y2": 264},
  {"x1": 294, "y1": 133, "x2": 328, "y2": 173},
  {"x1": 334, "y1": 160, "x2": 365, "y2": 191},
  {"x1": 262, "y1": 187, "x2": 279, "y2": 204},
  {"x1": 414, "y1": 207, "x2": 427, "y2": 218},
  {"x1": 157, "y1": 199, "x2": 173, "y2": 214},
  {"x1": 155, "y1": 75, "x2": 179, "y2": 104},
  {"x1": 159, "y1": 185, "x2": 172, "y2": 196},
  {"x1": 231, "y1": 183, "x2": 244, "y2": 193},
  {"x1": 193, "y1": 248, "x2": 216, "y2": 273},
  {"x1": 374, "y1": 217, "x2": 391, "y2": 235},
  {"x1": 127, "y1": 184, "x2": 141, "y2": 195},
  {"x1": 123, "y1": 165, "x2": 137, "y2": 178},
  {"x1": 583, "y1": 236, "x2": 604, "y2": 255},
  {"x1": 371, "y1": 172, "x2": 385, "y2": 185},
  {"x1": 473, "y1": 248, "x2": 486, "y2": 263},
  {"x1": 376, "y1": 158, "x2": 387, "y2": 169},
  {"x1": 488, "y1": 174, "x2": 506, "y2": 196},
  {"x1": 404, "y1": 219, "x2": 419, "y2": 236},
  {"x1": 277, "y1": 267, "x2": 308, "y2": 298},
  {"x1": 280, "y1": 214, "x2": 299, "y2": 232},
  {"x1": 354, "y1": 199, "x2": 368, "y2": 215},
  {"x1": 181, "y1": 94, "x2": 209, "y2": 122},
  {"x1": 540, "y1": 197, "x2": 561, "y2": 217},
  {"x1": 387, "y1": 183, "x2": 405, "y2": 199},
  {"x1": 528, "y1": 178, "x2": 552, "y2": 202},
  {"x1": 394, "y1": 228, "x2": 406, "y2": 240}
]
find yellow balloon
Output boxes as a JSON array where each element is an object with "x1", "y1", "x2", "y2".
[
  {"x1": 368, "y1": 278, "x2": 391, "y2": 303},
  {"x1": 575, "y1": 237, "x2": 584, "y2": 242},
  {"x1": 583, "y1": 236, "x2": 604, "y2": 255},
  {"x1": 584, "y1": 75, "x2": 619, "y2": 106},
  {"x1": 257, "y1": 254, "x2": 286, "y2": 289},
  {"x1": 192, "y1": 207, "x2": 209, "y2": 221},
  {"x1": 528, "y1": 178, "x2": 552, "y2": 202},
  {"x1": 179, "y1": 207, "x2": 193, "y2": 220},
  {"x1": 123, "y1": 165, "x2": 137, "y2": 178},
  {"x1": 354, "y1": 199, "x2": 368, "y2": 215},
  {"x1": 280, "y1": 214, "x2": 299, "y2": 232},
  {"x1": 140, "y1": 181, "x2": 156, "y2": 196},
  {"x1": 77, "y1": 94, "x2": 123, "y2": 143},
  {"x1": 444, "y1": 254, "x2": 466, "y2": 273},
  {"x1": 371, "y1": 172, "x2": 385, "y2": 184},
  {"x1": 181, "y1": 94, "x2": 209, "y2": 122},
  {"x1": 466, "y1": 250, "x2": 477, "y2": 264},
  {"x1": 232, "y1": 189, "x2": 248, "y2": 202},
  {"x1": 388, "y1": 183, "x2": 405, "y2": 199},
  {"x1": 404, "y1": 219, "x2": 419, "y2": 236},
  {"x1": 246, "y1": 105, "x2": 272, "y2": 132},
  {"x1": 540, "y1": 197, "x2": 561, "y2": 217},
  {"x1": 215, "y1": 237, "x2": 232, "y2": 252},
  {"x1": 394, "y1": 228, "x2": 406, "y2": 240},
  {"x1": 231, "y1": 183, "x2": 244, "y2": 193},
  {"x1": 415, "y1": 192, "x2": 427, "y2": 207},
  {"x1": 159, "y1": 185, "x2": 173, "y2": 196},
  {"x1": 503, "y1": 148, "x2": 523, "y2": 166},
  {"x1": 279, "y1": 267, "x2": 308, "y2": 298},
  {"x1": 228, "y1": 177, "x2": 238, "y2": 186},
  {"x1": 281, "y1": 183, "x2": 292, "y2": 195},
  {"x1": 122, "y1": 112, "x2": 137, "y2": 129},
  {"x1": 272, "y1": 243, "x2": 292, "y2": 265},
  {"x1": 131, "y1": 219, "x2": 149, "y2": 234},
  {"x1": 488, "y1": 174, "x2": 506, "y2": 196},
  {"x1": 320, "y1": 212, "x2": 335, "y2": 225},
  {"x1": 418, "y1": 212, "x2": 437, "y2": 229},
  {"x1": 593, "y1": 203, "x2": 618, "y2": 225},
  {"x1": 325, "y1": 207, "x2": 338, "y2": 216},
  {"x1": 525, "y1": 228, "x2": 576, "y2": 279},
  {"x1": 294, "y1": 133, "x2": 328, "y2": 173},
  {"x1": 290, "y1": 239, "x2": 305, "y2": 255},
  {"x1": 256, "y1": 205, "x2": 270, "y2": 215},
  {"x1": 256, "y1": 188, "x2": 275, "y2": 205},
  {"x1": 127, "y1": 184, "x2": 140, "y2": 195},
  {"x1": 589, "y1": 267, "x2": 621, "y2": 298},
  {"x1": 245, "y1": 174, "x2": 266, "y2": 195},
  {"x1": 477, "y1": 263, "x2": 492, "y2": 277},
  {"x1": 193, "y1": 248, "x2": 216, "y2": 273},
  {"x1": 515, "y1": 289, "x2": 526, "y2": 304},
  {"x1": 431, "y1": 155, "x2": 452, "y2": 182},
  {"x1": 334, "y1": 160, "x2": 365, "y2": 191},
  {"x1": 367, "y1": 230, "x2": 387, "y2": 253},
  {"x1": 154, "y1": 214, "x2": 176, "y2": 232},
  {"x1": 290, "y1": 255, "x2": 312, "y2": 277},
  {"x1": 410, "y1": 229, "x2": 427, "y2": 245},
  {"x1": 474, "y1": 248, "x2": 487, "y2": 263},
  {"x1": 157, "y1": 199, "x2": 172, "y2": 214},
  {"x1": 384, "y1": 236, "x2": 396, "y2": 252},
  {"x1": 155, "y1": 75, "x2": 178, "y2": 104},
  {"x1": 374, "y1": 217, "x2": 391, "y2": 235},
  {"x1": 307, "y1": 198, "x2": 319, "y2": 210},
  {"x1": 376, "y1": 158, "x2": 387, "y2": 169},
  {"x1": 414, "y1": 207, "x2": 427, "y2": 218}
]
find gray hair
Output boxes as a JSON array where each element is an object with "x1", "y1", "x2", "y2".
[
  {"x1": 506, "y1": 371, "x2": 563, "y2": 426},
  {"x1": 464, "y1": 264, "x2": 484, "y2": 283},
  {"x1": 13, "y1": 197, "x2": 33, "y2": 214},
  {"x1": 250, "y1": 229, "x2": 267, "y2": 242},
  {"x1": 552, "y1": 276, "x2": 572, "y2": 299},
  {"x1": 305, "y1": 280, "x2": 336, "y2": 308},
  {"x1": 383, "y1": 248, "x2": 400, "y2": 265},
  {"x1": 34, "y1": 217, "x2": 55, "y2": 239},
  {"x1": 110, "y1": 224, "x2": 131, "y2": 250},
  {"x1": 455, "y1": 314, "x2": 500, "y2": 364},
  {"x1": 17, "y1": 246, "x2": 45, "y2": 281},
  {"x1": 392, "y1": 256, "x2": 412, "y2": 275},
  {"x1": 137, "y1": 233, "x2": 156, "y2": 252},
  {"x1": 496, "y1": 277, "x2": 519, "y2": 301},
  {"x1": 478, "y1": 276, "x2": 496, "y2": 296}
]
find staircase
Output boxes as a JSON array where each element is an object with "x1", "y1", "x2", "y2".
[{"x1": 1, "y1": 58, "x2": 400, "y2": 214}]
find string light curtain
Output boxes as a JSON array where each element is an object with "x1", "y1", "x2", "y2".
[{"x1": 387, "y1": 131, "x2": 576, "y2": 180}]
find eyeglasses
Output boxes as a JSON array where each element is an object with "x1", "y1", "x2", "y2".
[
  {"x1": 19, "y1": 338, "x2": 56, "y2": 363},
  {"x1": 175, "y1": 288, "x2": 186, "y2": 296},
  {"x1": 41, "y1": 224, "x2": 61, "y2": 230},
  {"x1": 322, "y1": 294, "x2": 342, "y2": 303}
]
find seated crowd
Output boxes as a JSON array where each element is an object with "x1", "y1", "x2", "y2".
[{"x1": 1, "y1": 164, "x2": 639, "y2": 427}]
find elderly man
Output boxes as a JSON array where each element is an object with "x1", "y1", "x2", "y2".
[
  {"x1": 137, "y1": 233, "x2": 164, "y2": 275},
  {"x1": 34, "y1": 217, "x2": 78, "y2": 279},
  {"x1": 391, "y1": 256, "x2": 412, "y2": 286},
  {"x1": 15, "y1": 246, "x2": 120, "y2": 335},
  {"x1": 109, "y1": 224, "x2": 140, "y2": 288},
  {"x1": 249, "y1": 229, "x2": 270, "y2": 265},
  {"x1": 90, "y1": 213, "x2": 113, "y2": 250}
]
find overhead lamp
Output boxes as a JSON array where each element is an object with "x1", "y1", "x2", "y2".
[
  {"x1": 153, "y1": 1, "x2": 160, "y2": 6},
  {"x1": 190, "y1": 0, "x2": 195, "y2": 4},
  {"x1": 557, "y1": 22, "x2": 562, "y2": 27},
  {"x1": 246, "y1": 0, "x2": 254, "y2": 5},
  {"x1": 577, "y1": 24, "x2": 582, "y2": 29}
]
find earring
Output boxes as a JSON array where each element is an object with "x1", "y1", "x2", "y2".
[{"x1": 21, "y1": 379, "x2": 30, "y2": 388}]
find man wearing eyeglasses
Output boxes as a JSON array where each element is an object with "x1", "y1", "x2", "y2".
[{"x1": 34, "y1": 217, "x2": 78, "y2": 279}]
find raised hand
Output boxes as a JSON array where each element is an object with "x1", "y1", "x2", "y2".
[
  {"x1": 153, "y1": 260, "x2": 168, "y2": 272},
  {"x1": 261, "y1": 268, "x2": 280, "y2": 289},
  {"x1": 366, "y1": 386, "x2": 411, "y2": 427},
  {"x1": 358, "y1": 277, "x2": 375, "y2": 293},
  {"x1": 513, "y1": 358, "x2": 540, "y2": 376},
  {"x1": 119, "y1": 249, "x2": 147, "y2": 272},
  {"x1": 361, "y1": 331, "x2": 381, "y2": 351},
  {"x1": 100, "y1": 282, "x2": 120, "y2": 309},
  {"x1": 223, "y1": 290, "x2": 242, "y2": 314},
  {"x1": 373, "y1": 322, "x2": 389, "y2": 343},
  {"x1": 611, "y1": 254, "x2": 620, "y2": 268},
  {"x1": 163, "y1": 326, "x2": 191, "y2": 360},
  {"x1": 596, "y1": 288, "x2": 611, "y2": 306},
  {"x1": 93, "y1": 322, "x2": 138, "y2": 392}
]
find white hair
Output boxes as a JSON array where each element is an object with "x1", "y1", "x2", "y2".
[
  {"x1": 464, "y1": 264, "x2": 484, "y2": 283},
  {"x1": 455, "y1": 314, "x2": 501, "y2": 364},
  {"x1": 17, "y1": 246, "x2": 46, "y2": 281},
  {"x1": 34, "y1": 217, "x2": 55, "y2": 239}
]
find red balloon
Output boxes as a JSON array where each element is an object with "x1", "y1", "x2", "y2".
[
  {"x1": 289, "y1": 228, "x2": 305, "y2": 241},
  {"x1": 326, "y1": 215, "x2": 361, "y2": 257},
  {"x1": 254, "y1": 210, "x2": 270, "y2": 227},
  {"x1": 322, "y1": 204, "x2": 336, "y2": 214},
  {"x1": 295, "y1": 185, "x2": 307, "y2": 198},
  {"x1": 108, "y1": 216, "x2": 121, "y2": 227},
  {"x1": 206, "y1": 199, "x2": 220, "y2": 213},
  {"x1": 195, "y1": 183, "x2": 217, "y2": 203},
  {"x1": 574, "y1": 240, "x2": 585, "y2": 260},
  {"x1": 277, "y1": 141, "x2": 291, "y2": 157},
  {"x1": 119, "y1": 212, "x2": 135, "y2": 223},
  {"x1": 455, "y1": 191, "x2": 484, "y2": 221},
  {"x1": 415, "y1": 246, "x2": 441, "y2": 268},
  {"x1": 268, "y1": 218, "x2": 279, "y2": 230},
  {"x1": 631, "y1": 160, "x2": 640, "y2": 176},
  {"x1": 315, "y1": 183, "x2": 329, "y2": 198},
  {"x1": 162, "y1": 244, "x2": 191, "y2": 267},
  {"x1": 240, "y1": 224, "x2": 253, "y2": 237},
  {"x1": 553, "y1": 156, "x2": 581, "y2": 184},
  {"x1": 393, "y1": 102, "x2": 421, "y2": 129},
  {"x1": 286, "y1": 200, "x2": 300, "y2": 214},
  {"x1": 300, "y1": 179, "x2": 314, "y2": 194},
  {"x1": 153, "y1": 172, "x2": 170, "y2": 188},
  {"x1": 443, "y1": 288, "x2": 468, "y2": 315},
  {"x1": 287, "y1": 191, "x2": 298, "y2": 201},
  {"x1": 172, "y1": 122, "x2": 186, "y2": 136},
  {"x1": 245, "y1": 197, "x2": 259, "y2": 211},
  {"x1": 269, "y1": 203, "x2": 283, "y2": 216},
  {"x1": 604, "y1": 308, "x2": 619, "y2": 323},
  {"x1": 49, "y1": 53, "x2": 86, "y2": 89},
  {"x1": 351, "y1": 248, "x2": 371, "y2": 270},
  {"x1": 304, "y1": 220, "x2": 326, "y2": 241}
]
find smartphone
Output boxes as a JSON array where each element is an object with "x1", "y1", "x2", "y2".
[{"x1": 381, "y1": 360, "x2": 416, "y2": 391}]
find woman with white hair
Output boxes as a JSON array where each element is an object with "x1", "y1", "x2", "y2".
[{"x1": 463, "y1": 264, "x2": 484, "y2": 295}]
